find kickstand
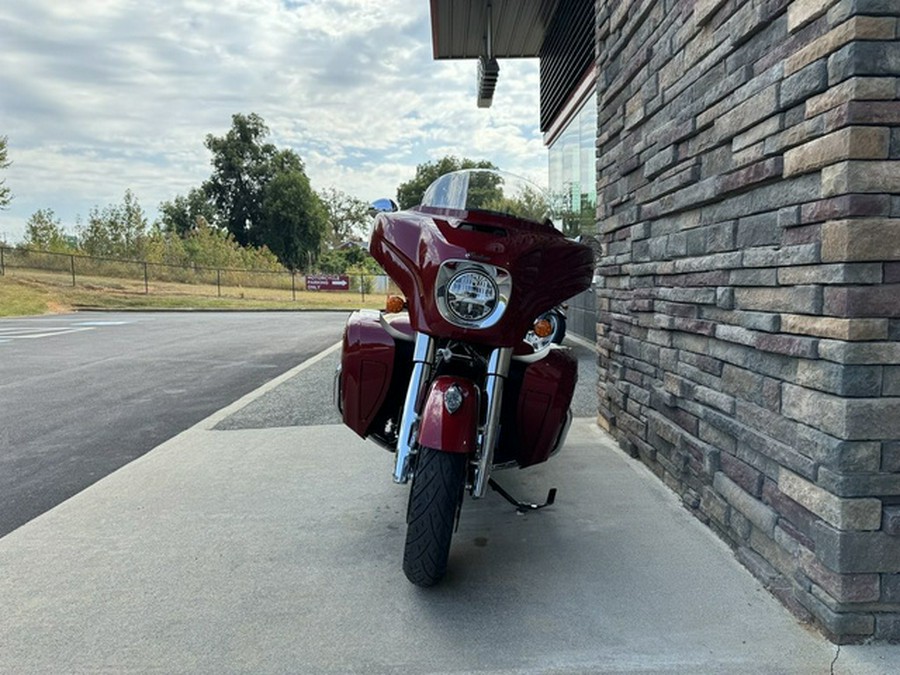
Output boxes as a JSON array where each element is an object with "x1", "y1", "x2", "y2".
[{"x1": 488, "y1": 478, "x2": 557, "y2": 514}]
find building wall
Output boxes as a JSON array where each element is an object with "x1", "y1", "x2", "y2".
[{"x1": 593, "y1": 0, "x2": 900, "y2": 643}]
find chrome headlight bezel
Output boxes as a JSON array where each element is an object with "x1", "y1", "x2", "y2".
[{"x1": 435, "y1": 260, "x2": 511, "y2": 329}]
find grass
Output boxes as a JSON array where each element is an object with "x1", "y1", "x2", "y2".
[{"x1": 0, "y1": 271, "x2": 386, "y2": 317}]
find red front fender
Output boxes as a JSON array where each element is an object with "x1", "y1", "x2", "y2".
[{"x1": 417, "y1": 376, "x2": 479, "y2": 454}]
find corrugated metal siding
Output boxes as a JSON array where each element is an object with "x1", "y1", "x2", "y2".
[{"x1": 539, "y1": 0, "x2": 594, "y2": 131}]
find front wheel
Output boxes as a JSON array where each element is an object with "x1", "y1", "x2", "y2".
[{"x1": 403, "y1": 447, "x2": 467, "y2": 586}]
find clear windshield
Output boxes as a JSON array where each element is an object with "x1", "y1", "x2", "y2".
[{"x1": 420, "y1": 169, "x2": 554, "y2": 226}]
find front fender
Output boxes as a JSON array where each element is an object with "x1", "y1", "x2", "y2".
[{"x1": 417, "y1": 376, "x2": 479, "y2": 454}]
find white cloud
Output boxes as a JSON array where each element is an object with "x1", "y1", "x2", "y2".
[{"x1": 0, "y1": 0, "x2": 545, "y2": 244}]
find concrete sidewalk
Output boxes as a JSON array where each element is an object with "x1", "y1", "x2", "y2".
[{"x1": 1, "y1": 357, "x2": 899, "y2": 673}]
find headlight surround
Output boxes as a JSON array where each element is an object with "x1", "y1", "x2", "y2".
[{"x1": 436, "y1": 260, "x2": 511, "y2": 329}]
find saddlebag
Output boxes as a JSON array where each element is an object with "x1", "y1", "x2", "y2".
[
  {"x1": 496, "y1": 347, "x2": 578, "y2": 468},
  {"x1": 338, "y1": 310, "x2": 412, "y2": 445}
]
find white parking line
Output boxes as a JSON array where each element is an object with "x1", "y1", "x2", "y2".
[
  {"x1": 70, "y1": 321, "x2": 133, "y2": 327},
  {"x1": 0, "y1": 326, "x2": 95, "y2": 339}
]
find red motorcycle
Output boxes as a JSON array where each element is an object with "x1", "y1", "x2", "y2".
[{"x1": 335, "y1": 169, "x2": 593, "y2": 586}]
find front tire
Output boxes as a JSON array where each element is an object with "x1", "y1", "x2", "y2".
[{"x1": 403, "y1": 447, "x2": 467, "y2": 586}]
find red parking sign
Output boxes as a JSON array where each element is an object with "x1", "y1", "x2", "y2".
[{"x1": 306, "y1": 274, "x2": 350, "y2": 291}]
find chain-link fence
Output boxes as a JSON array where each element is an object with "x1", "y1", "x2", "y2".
[{"x1": 0, "y1": 246, "x2": 398, "y2": 304}]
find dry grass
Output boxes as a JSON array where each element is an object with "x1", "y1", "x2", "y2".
[{"x1": 0, "y1": 270, "x2": 386, "y2": 316}]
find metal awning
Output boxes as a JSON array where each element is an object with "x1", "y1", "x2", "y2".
[{"x1": 430, "y1": 0, "x2": 560, "y2": 59}]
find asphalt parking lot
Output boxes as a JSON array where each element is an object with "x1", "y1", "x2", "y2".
[{"x1": 0, "y1": 311, "x2": 349, "y2": 537}]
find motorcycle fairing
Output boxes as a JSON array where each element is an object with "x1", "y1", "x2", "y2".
[
  {"x1": 370, "y1": 208, "x2": 593, "y2": 348},
  {"x1": 416, "y1": 376, "x2": 479, "y2": 454}
]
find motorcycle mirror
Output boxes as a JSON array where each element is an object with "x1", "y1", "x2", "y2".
[{"x1": 369, "y1": 198, "x2": 399, "y2": 215}]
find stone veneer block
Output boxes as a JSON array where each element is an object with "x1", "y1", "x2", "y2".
[
  {"x1": 788, "y1": 0, "x2": 832, "y2": 33},
  {"x1": 782, "y1": 314, "x2": 888, "y2": 340},
  {"x1": 734, "y1": 286, "x2": 822, "y2": 314},
  {"x1": 822, "y1": 160, "x2": 900, "y2": 196},
  {"x1": 778, "y1": 468, "x2": 882, "y2": 530},
  {"x1": 695, "y1": 0, "x2": 729, "y2": 25},
  {"x1": 885, "y1": 506, "x2": 900, "y2": 536},
  {"x1": 824, "y1": 284, "x2": 900, "y2": 317},
  {"x1": 785, "y1": 16, "x2": 898, "y2": 76},
  {"x1": 783, "y1": 384, "x2": 900, "y2": 439},
  {"x1": 805, "y1": 77, "x2": 898, "y2": 118},
  {"x1": 713, "y1": 472, "x2": 778, "y2": 535},
  {"x1": 821, "y1": 218, "x2": 900, "y2": 262},
  {"x1": 814, "y1": 522, "x2": 900, "y2": 573},
  {"x1": 783, "y1": 127, "x2": 890, "y2": 176}
]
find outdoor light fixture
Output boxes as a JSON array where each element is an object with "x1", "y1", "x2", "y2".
[
  {"x1": 477, "y1": 55, "x2": 500, "y2": 108},
  {"x1": 477, "y1": 2, "x2": 499, "y2": 108}
]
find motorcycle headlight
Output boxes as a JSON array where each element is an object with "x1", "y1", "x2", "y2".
[
  {"x1": 447, "y1": 270, "x2": 497, "y2": 322},
  {"x1": 436, "y1": 260, "x2": 511, "y2": 329}
]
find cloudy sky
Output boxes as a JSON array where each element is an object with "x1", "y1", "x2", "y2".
[{"x1": 0, "y1": 0, "x2": 545, "y2": 244}]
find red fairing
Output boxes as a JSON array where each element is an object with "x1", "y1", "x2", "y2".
[
  {"x1": 340, "y1": 311, "x2": 395, "y2": 437},
  {"x1": 369, "y1": 207, "x2": 593, "y2": 347},
  {"x1": 417, "y1": 376, "x2": 479, "y2": 454},
  {"x1": 512, "y1": 348, "x2": 578, "y2": 468}
]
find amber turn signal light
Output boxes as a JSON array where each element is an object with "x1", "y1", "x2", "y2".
[
  {"x1": 532, "y1": 319, "x2": 553, "y2": 338},
  {"x1": 385, "y1": 295, "x2": 406, "y2": 313}
]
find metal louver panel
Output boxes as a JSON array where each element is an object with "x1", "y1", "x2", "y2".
[{"x1": 539, "y1": 0, "x2": 594, "y2": 131}]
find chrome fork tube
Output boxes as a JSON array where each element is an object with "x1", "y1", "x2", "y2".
[
  {"x1": 473, "y1": 347, "x2": 512, "y2": 498},
  {"x1": 393, "y1": 331, "x2": 435, "y2": 484}
]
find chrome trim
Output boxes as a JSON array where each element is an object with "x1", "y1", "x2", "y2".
[
  {"x1": 379, "y1": 312, "x2": 414, "y2": 342},
  {"x1": 511, "y1": 342, "x2": 566, "y2": 364},
  {"x1": 472, "y1": 346, "x2": 512, "y2": 497},
  {"x1": 333, "y1": 363, "x2": 343, "y2": 413},
  {"x1": 393, "y1": 332, "x2": 435, "y2": 484},
  {"x1": 434, "y1": 259, "x2": 511, "y2": 330}
]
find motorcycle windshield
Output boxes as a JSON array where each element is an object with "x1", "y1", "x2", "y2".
[{"x1": 420, "y1": 169, "x2": 554, "y2": 227}]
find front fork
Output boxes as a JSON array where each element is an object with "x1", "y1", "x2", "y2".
[
  {"x1": 392, "y1": 331, "x2": 512, "y2": 499},
  {"x1": 393, "y1": 332, "x2": 434, "y2": 484}
]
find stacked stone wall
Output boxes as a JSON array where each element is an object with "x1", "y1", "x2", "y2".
[{"x1": 593, "y1": 0, "x2": 900, "y2": 642}]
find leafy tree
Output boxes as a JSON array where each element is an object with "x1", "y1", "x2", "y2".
[
  {"x1": 178, "y1": 219, "x2": 281, "y2": 271},
  {"x1": 0, "y1": 136, "x2": 11, "y2": 208},
  {"x1": 158, "y1": 188, "x2": 218, "y2": 237},
  {"x1": 396, "y1": 156, "x2": 496, "y2": 209},
  {"x1": 318, "y1": 187, "x2": 370, "y2": 247},
  {"x1": 202, "y1": 112, "x2": 277, "y2": 247},
  {"x1": 79, "y1": 189, "x2": 148, "y2": 258},
  {"x1": 482, "y1": 184, "x2": 550, "y2": 222},
  {"x1": 259, "y1": 158, "x2": 327, "y2": 270},
  {"x1": 202, "y1": 113, "x2": 325, "y2": 270},
  {"x1": 24, "y1": 209, "x2": 72, "y2": 252},
  {"x1": 316, "y1": 244, "x2": 374, "y2": 274}
]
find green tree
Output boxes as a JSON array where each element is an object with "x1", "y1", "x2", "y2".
[
  {"x1": 259, "y1": 156, "x2": 327, "y2": 270},
  {"x1": 23, "y1": 209, "x2": 72, "y2": 252},
  {"x1": 316, "y1": 245, "x2": 374, "y2": 274},
  {"x1": 158, "y1": 188, "x2": 218, "y2": 237},
  {"x1": 79, "y1": 189, "x2": 148, "y2": 258},
  {"x1": 318, "y1": 187, "x2": 370, "y2": 247},
  {"x1": 396, "y1": 156, "x2": 496, "y2": 209},
  {"x1": 482, "y1": 184, "x2": 550, "y2": 222},
  {"x1": 202, "y1": 112, "x2": 277, "y2": 247},
  {"x1": 202, "y1": 113, "x2": 325, "y2": 270},
  {"x1": 0, "y1": 136, "x2": 11, "y2": 208}
]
